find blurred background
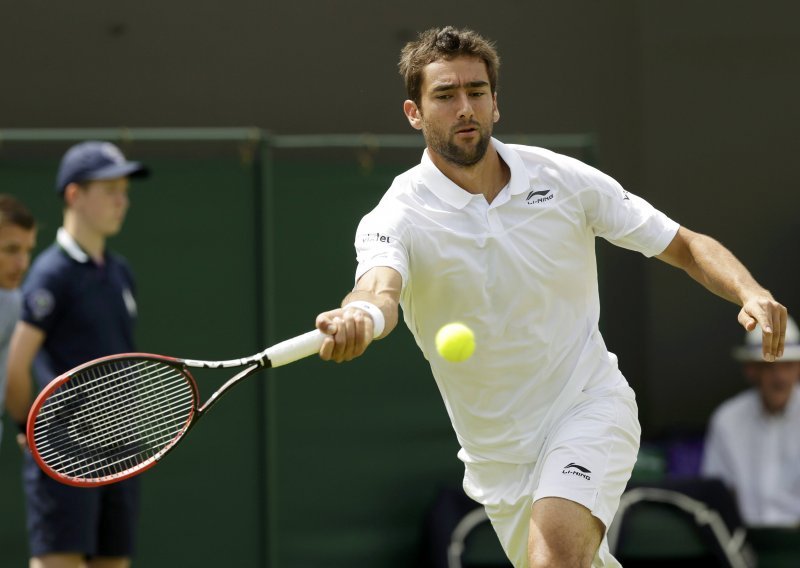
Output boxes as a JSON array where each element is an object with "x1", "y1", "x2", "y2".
[{"x1": 1, "y1": 1, "x2": 799, "y2": 566}]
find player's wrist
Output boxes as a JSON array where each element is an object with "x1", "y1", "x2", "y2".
[
  {"x1": 342, "y1": 301, "x2": 386, "y2": 338},
  {"x1": 17, "y1": 421, "x2": 26, "y2": 435}
]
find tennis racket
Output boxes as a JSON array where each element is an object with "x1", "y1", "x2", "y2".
[{"x1": 27, "y1": 328, "x2": 327, "y2": 487}]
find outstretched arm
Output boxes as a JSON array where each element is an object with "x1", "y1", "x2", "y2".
[
  {"x1": 656, "y1": 226, "x2": 787, "y2": 361},
  {"x1": 315, "y1": 266, "x2": 402, "y2": 363}
]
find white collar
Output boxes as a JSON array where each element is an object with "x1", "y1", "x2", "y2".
[
  {"x1": 56, "y1": 227, "x2": 90, "y2": 264},
  {"x1": 416, "y1": 137, "x2": 530, "y2": 209}
]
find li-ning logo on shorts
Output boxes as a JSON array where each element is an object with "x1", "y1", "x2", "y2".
[
  {"x1": 562, "y1": 462, "x2": 592, "y2": 480},
  {"x1": 526, "y1": 188, "x2": 554, "y2": 205}
]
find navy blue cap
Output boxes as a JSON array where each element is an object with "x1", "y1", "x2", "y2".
[{"x1": 55, "y1": 141, "x2": 150, "y2": 194}]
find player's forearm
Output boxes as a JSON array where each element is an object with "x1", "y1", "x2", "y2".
[
  {"x1": 342, "y1": 267, "x2": 402, "y2": 339},
  {"x1": 681, "y1": 233, "x2": 769, "y2": 306}
]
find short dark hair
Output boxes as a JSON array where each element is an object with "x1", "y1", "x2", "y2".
[
  {"x1": 398, "y1": 26, "x2": 501, "y2": 107},
  {"x1": 0, "y1": 194, "x2": 35, "y2": 230}
]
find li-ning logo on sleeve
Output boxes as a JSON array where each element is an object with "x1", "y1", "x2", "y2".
[
  {"x1": 562, "y1": 462, "x2": 592, "y2": 480},
  {"x1": 360, "y1": 232, "x2": 393, "y2": 244},
  {"x1": 525, "y1": 188, "x2": 555, "y2": 205}
]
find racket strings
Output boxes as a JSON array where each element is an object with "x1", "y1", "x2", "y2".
[
  {"x1": 34, "y1": 361, "x2": 162, "y2": 476},
  {"x1": 35, "y1": 360, "x2": 168, "y2": 419},
  {"x1": 31, "y1": 359, "x2": 195, "y2": 481},
  {"x1": 35, "y1": 361, "x2": 192, "y2": 479},
  {"x1": 35, "y1": 362, "x2": 171, "y2": 449},
  {"x1": 36, "y1": 380, "x2": 190, "y2": 474},
  {"x1": 35, "y1": 363, "x2": 186, "y2": 452}
]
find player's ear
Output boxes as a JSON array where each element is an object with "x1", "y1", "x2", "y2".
[
  {"x1": 63, "y1": 183, "x2": 80, "y2": 207},
  {"x1": 492, "y1": 93, "x2": 500, "y2": 123},
  {"x1": 404, "y1": 100, "x2": 423, "y2": 131}
]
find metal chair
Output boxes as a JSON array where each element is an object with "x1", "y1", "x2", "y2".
[
  {"x1": 447, "y1": 507, "x2": 510, "y2": 568},
  {"x1": 608, "y1": 484, "x2": 755, "y2": 568}
]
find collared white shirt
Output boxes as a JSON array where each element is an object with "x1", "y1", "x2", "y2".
[
  {"x1": 702, "y1": 386, "x2": 800, "y2": 527},
  {"x1": 355, "y1": 138, "x2": 679, "y2": 463}
]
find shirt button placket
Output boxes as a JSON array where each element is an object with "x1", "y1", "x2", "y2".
[{"x1": 487, "y1": 208, "x2": 503, "y2": 233}]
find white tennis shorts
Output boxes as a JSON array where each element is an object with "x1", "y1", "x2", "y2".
[{"x1": 461, "y1": 385, "x2": 640, "y2": 568}]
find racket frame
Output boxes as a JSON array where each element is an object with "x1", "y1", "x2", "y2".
[
  {"x1": 27, "y1": 353, "x2": 207, "y2": 487},
  {"x1": 26, "y1": 329, "x2": 326, "y2": 487}
]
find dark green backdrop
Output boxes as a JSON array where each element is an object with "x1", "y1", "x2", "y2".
[{"x1": 0, "y1": 130, "x2": 593, "y2": 567}]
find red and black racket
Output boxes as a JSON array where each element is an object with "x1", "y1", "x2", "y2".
[{"x1": 27, "y1": 329, "x2": 326, "y2": 487}]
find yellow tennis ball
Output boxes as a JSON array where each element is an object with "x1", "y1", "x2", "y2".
[{"x1": 435, "y1": 322, "x2": 475, "y2": 362}]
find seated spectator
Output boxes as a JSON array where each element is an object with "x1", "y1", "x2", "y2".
[{"x1": 701, "y1": 316, "x2": 800, "y2": 527}]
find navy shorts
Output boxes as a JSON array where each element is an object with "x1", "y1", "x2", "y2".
[{"x1": 23, "y1": 453, "x2": 140, "y2": 558}]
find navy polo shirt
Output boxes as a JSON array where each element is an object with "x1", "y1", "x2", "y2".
[{"x1": 21, "y1": 228, "x2": 137, "y2": 389}]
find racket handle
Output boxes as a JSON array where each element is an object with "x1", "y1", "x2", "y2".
[{"x1": 265, "y1": 329, "x2": 326, "y2": 368}]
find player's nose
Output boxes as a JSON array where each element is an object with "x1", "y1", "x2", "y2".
[{"x1": 456, "y1": 93, "x2": 474, "y2": 119}]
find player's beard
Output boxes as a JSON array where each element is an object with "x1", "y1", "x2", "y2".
[{"x1": 422, "y1": 118, "x2": 492, "y2": 167}]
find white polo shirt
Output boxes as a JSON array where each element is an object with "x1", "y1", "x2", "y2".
[{"x1": 355, "y1": 138, "x2": 679, "y2": 464}]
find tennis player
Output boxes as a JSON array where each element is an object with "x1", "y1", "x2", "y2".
[
  {"x1": 6, "y1": 141, "x2": 149, "y2": 568},
  {"x1": 314, "y1": 27, "x2": 787, "y2": 567}
]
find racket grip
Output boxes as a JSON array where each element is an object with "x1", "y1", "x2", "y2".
[{"x1": 265, "y1": 329, "x2": 326, "y2": 368}]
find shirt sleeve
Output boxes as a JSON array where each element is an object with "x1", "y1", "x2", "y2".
[
  {"x1": 577, "y1": 163, "x2": 679, "y2": 257},
  {"x1": 20, "y1": 267, "x2": 64, "y2": 335},
  {"x1": 353, "y1": 207, "x2": 409, "y2": 288}
]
